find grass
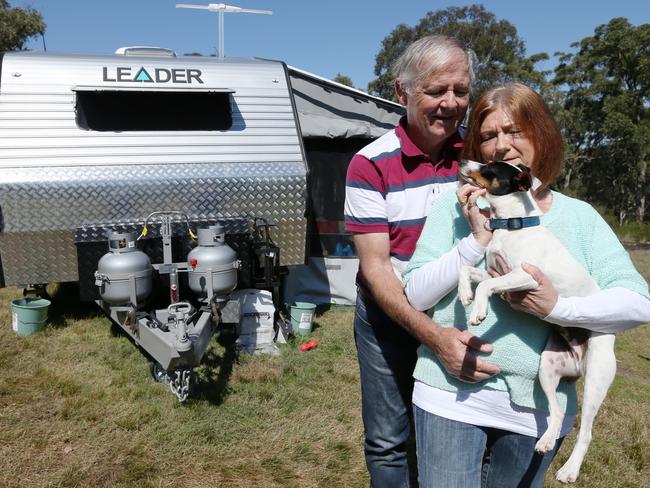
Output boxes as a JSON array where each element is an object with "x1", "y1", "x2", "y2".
[
  {"x1": 0, "y1": 289, "x2": 366, "y2": 488},
  {"x1": 608, "y1": 219, "x2": 650, "y2": 243},
  {"x1": 0, "y1": 250, "x2": 649, "y2": 487}
]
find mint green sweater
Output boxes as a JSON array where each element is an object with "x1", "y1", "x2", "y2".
[{"x1": 404, "y1": 190, "x2": 649, "y2": 415}]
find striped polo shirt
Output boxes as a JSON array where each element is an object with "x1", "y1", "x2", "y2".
[{"x1": 344, "y1": 116, "x2": 462, "y2": 281}]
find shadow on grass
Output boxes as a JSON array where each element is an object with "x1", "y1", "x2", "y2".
[
  {"x1": 315, "y1": 303, "x2": 355, "y2": 314},
  {"x1": 191, "y1": 326, "x2": 238, "y2": 406},
  {"x1": 103, "y1": 315, "x2": 238, "y2": 406},
  {"x1": 47, "y1": 282, "x2": 102, "y2": 328},
  {"x1": 43, "y1": 279, "x2": 240, "y2": 404},
  {"x1": 309, "y1": 320, "x2": 321, "y2": 333}
]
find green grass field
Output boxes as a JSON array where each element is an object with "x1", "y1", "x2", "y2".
[{"x1": 0, "y1": 249, "x2": 648, "y2": 487}]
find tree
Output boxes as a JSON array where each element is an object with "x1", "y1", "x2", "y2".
[
  {"x1": 333, "y1": 73, "x2": 354, "y2": 88},
  {"x1": 367, "y1": 5, "x2": 548, "y2": 101},
  {"x1": 554, "y1": 18, "x2": 650, "y2": 223},
  {"x1": 0, "y1": 0, "x2": 45, "y2": 51}
]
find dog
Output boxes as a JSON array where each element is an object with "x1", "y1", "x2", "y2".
[{"x1": 457, "y1": 160, "x2": 616, "y2": 484}]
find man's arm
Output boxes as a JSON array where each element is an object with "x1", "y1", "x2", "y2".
[{"x1": 355, "y1": 232, "x2": 500, "y2": 383}]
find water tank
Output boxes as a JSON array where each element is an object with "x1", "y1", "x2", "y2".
[
  {"x1": 187, "y1": 225, "x2": 238, "y2": 299},
  {"x1": 95, "y1": 231, "x2": 153, "y2": 305}
]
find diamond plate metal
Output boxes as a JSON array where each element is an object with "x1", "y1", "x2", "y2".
[
  {"x1": 0, "y1": 230, "x2": 79, "y2": 285},
  {"x1": 74, "y1": 217, "x2": 251, "y2": 242},
  {"x1": 0, "y1": 162, "x2": 307, "y2": 285}
]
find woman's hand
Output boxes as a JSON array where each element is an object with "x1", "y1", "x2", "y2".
[
  {"x1": 457, "y1": 184, "x2": 492, "y2": 246},
  {"x1": 489, "y1": 256, "x2": 559, "y2": 318}
]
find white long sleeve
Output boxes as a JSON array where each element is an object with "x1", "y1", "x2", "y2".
[
  {"x1": 545, "y1": 287, "x2": 650, "y2": 333},
  {"x1": 405, "y1": 234, "x2": 485, "y2": 311}
]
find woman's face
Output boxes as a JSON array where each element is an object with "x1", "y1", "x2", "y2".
[{"x1": 478, "y1": 106, "x2": 536, "y2": 167}]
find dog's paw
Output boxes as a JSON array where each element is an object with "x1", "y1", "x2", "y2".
[
  {"x1": 555, "y1": 462, "x2": 580, "y2": 484},
  {"x1": 467, "y1": 297, "x2": 488, "y2": 325},
  {"x1": 467, "y1": 309, "x2": 485, "y2": 326},
  {"x1": 534, "y1": 435, "x2": 556, "y2": 454},
  {"x1": 457, "y1": 268, "x2": 474, "y2": 306},
  {"x1": 458, "y1": 286, "x2": 473, "y2": 307}
]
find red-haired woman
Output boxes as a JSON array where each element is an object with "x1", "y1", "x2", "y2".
[{"x1": 403, "y1": 83, "x2": 650, "y2": 487}]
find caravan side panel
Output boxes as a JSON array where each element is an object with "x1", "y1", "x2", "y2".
[{"x1": 0, "y1": 53, "x2": 307, "y2": 285}]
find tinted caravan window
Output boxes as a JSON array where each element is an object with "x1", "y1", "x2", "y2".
[{"x1": 75, "y1": 90, "x2": 232, "y2": 131}]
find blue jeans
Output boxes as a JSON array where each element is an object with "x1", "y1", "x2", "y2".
[
  {"x1": 414, "y1": 405, "x2": 564, "y2": 488},
  {"x1": 354, "y1": 291, "x2": 419, "y2": 488}
]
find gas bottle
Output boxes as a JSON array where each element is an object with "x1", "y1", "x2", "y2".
[
  {"x1": 187, "y1": 224, "x2": 238, "y2": 299},
  {"x1": 95, "y1": 231, "x2": 153, "y2": 305}
]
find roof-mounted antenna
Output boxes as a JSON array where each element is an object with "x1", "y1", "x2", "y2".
[{"x1": 176, "y1": 3, "x2": 272, "y2": 59}]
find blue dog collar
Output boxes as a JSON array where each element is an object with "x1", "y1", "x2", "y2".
[{"x1": 489, "y1": 216, "x2": 540, "y2": 230}]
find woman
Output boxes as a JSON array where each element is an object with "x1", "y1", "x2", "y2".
[{"x1": 403, "y1": 83, "x2": 650, "y2": 487}]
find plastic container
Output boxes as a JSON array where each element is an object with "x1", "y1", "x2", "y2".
[
  {"x1": 11, "y1": 297, "x2": 51, "y2": 335},
  {"x1": 288, "y1": 302, "x2": 316, "y2": 336}
]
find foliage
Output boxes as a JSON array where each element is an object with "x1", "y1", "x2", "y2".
[
  {"x1": 367, "y1": 5, "x2": 548, "y2": 101},
  {"x1": 613, "y1": 221, "x2": 650, "y2": 243},
  {"x1": 554, "y1": 18, "x2": 650, "y2": 223},
  {"x1": 600, "y1": 208, "x2": 650, "y2": 243},
  {"x1": 0, "y1": 0, "x2": 45, "y2": 52},
  {"x1": 334, "y1": 73, "x2": 355, "y2": 88}
]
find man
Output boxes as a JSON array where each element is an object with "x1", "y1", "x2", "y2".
[{"x1": 344, "y1": 35, "x2": 500, "y2": 487}]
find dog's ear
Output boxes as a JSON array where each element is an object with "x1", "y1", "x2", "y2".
[
  {"x1": 513, "y1": 169, "x2": 532, "y2": 191},
  {"x1": 517, "y1": 164, "x2": 530, "y2": 173}
]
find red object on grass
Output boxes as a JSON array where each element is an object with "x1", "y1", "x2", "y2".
[{"x1": 299, "y1": 340, "x2": 318, "y2": 352}]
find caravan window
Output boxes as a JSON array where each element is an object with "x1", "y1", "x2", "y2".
[{"x1": 75, "y1": 89, "x2": 232, "y2": 131}]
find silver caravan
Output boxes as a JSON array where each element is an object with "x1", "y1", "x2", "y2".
[
  {"x1": 0, "y1": 50, "x2": 402, "y2": 398},
  {"x1": 0, "y1": 50, "x2": 402, "y2": 298},
  {"x1": 0, "y1": 51, "x2": 310, "y2": 292}
]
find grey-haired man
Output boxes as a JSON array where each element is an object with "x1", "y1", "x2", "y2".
[{"x1": 344, "y1": 35, "x2": 499, "y2": 486}]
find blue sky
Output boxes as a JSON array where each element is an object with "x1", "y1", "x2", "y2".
[{"x1": 12, "y1": 1, "x2": 650, "y2": 91}]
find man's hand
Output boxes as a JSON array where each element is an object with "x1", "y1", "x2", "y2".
[
  {"x1": 355, "y1": 232, "x2": 500, "y2": 384},
  {"x1": 427, "y1": 327, "x2": 501, "y2": 383},
  {"x1": 489, "y1": 257, "x2": 558, "y2": 318}
]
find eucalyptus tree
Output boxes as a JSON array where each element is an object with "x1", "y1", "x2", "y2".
[
  {"x1": 0, "y1": 0, "x2": 45, "y2": 51},
  {"x1": 367, "y1": 4, "x2": 548, "y2": 101},
  {"x1": 554, "y1": 17, "x2": 650, "y2": 223},
  {"x1": 333, "y1": 73, "x2": 355, "y2": 88}
]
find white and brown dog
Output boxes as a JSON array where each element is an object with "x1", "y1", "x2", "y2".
[{"x1": 457, "y1": 160, "x2": 616, "y2": 484}]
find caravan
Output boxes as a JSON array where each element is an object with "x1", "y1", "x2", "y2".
[
  {"x1": 0, "y1": 49, "x2": 402, "y2": 298},
  {"x1": 0, "y1": 48, "x2": 402, "y2": 397}
]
